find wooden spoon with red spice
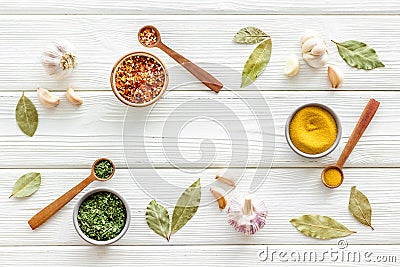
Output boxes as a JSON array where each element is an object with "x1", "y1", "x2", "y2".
[{"x1": 138, "y1": 25, "x2": 223, "y2": 93}]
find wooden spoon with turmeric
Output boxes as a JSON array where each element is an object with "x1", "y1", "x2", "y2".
[{"x1": 321, "y1": 99, "x2": 380, "y2": 188}]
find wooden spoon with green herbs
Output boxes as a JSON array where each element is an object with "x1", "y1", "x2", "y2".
[{"x1": 28, "y1": 158, "x2": 115, "y2": 230}]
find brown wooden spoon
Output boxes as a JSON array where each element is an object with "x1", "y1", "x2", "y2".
[
  {"x1": 28, "y1": 158, "x2": 115, "y2": 230},
  {"x1": 138, "y1": 25, "x2": 223, "y2": 93},
  {"x1": 321, "y1": 99, "x2": 380, "y2": 188}
]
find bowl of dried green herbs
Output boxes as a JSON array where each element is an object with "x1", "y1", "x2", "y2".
[{"x1": 73, "y1": 188, "x2": 130, "y2": 245}]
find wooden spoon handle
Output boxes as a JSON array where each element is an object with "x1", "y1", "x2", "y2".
[
  {"x1": 158, "y1": 42, "x2": 223, "y2": 93},
  {"x1": 28, "y1": 175, "x2": 96, "y2": 230},
  {"x1": 336, "y1": 99, "x2": 380, "y2": 168}
]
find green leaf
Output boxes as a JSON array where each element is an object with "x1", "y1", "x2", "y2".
[
  {"x1": 241, "y1": 38, "x2": 272, "y2": 88},
  {"x1": 170, "y1": 179, "x2": 201, "y2": 236},
  {"x1": 332, "y1": 40, "x2": 385, "y2": 70},
  {"x1": 233, "y1": 26, "x2": 269, "y2": 44},
  {"x1": 146, "y1": 200, "x2": 170, "y2": 240},
  {"x1": 10, "y1": 172, "x2": 41, "y2": 198},
  {"x1": 290, "y1": 214, "x2": 356, "y2": 240},
  {"x1": 15, "y1": 92, "x2": 38, "y2": 137},
  {"x1": 349, "y1": 186, "x2": 374, "y2": 230}
]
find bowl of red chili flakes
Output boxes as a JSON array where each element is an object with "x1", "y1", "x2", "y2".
[{"x1": 110, "y1": 51, "x2": 169, "y2": 107}]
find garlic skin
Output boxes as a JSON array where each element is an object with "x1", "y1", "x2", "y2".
[
  {"x1": 66, "y1": 87, "x2": 83, "y2": 105},
  {"x1": 328, "y1": 65, "x2": 344, "y2": 88},
  {"x1": 41, "y1": 39, "x2": 77, "y2": 80},
  {"x1": 301, "y1": 31, "x2": 329, "y2": 68},
  {"x1": 227, "y1": 194, "x2": 267, "y2": 235},
  {"x1": 284, "y1": 54, "x2": 300, "y2": 76},
  {"x1": 37, "y1": 87, "x2": 60, "y2": 107}
]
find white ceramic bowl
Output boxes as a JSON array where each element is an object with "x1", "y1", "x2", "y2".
[
  {"x1": 285, "y1": 103, "x2": 342, "y2": 158},
  {"x1": 73, "y1": 187, "x2": 131, "y2": 245}
]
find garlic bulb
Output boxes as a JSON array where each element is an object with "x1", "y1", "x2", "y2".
[
  {"x1": 41, "y1": 39, "x2": 77, "y2": 80},
  {"x1": 301, "y1": 30, "x2": 329, "y2": 68},
  {"x1": 227, "y1": 194, "x2": 267, "y2": 235}
]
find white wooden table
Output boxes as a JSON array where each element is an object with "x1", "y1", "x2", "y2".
[{"x1": 1, "y1": 1, "x2": 399, "y2": 266}]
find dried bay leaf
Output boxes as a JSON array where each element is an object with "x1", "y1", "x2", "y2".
[
  {"x1": 171, "y1": 178, "x2": 201, "y2": 236},
  {"x1": 332, "y1": 40, "x2": 385, "y2": 70},
  {"x1": 349, "y1": 186, "x2": 374, "y2": 230},
  {"x1": 233, "y1": 26, "x2": 269, "y2": 44},
  {"x1": 290, "y1": 214, "x2": 356, "y2": 240},
  {"x1": 146, "y1": 200, "x2": 170, "y2": 240},
  {"x1": 10, "y1": 172, "x2": 41, "y2": 198},
  {"x1": 241, "y1": 38, "x2": 272, "y2": 88},
  {"x1": 16, "y1": 92, "x2": 38, "y2": 137}
]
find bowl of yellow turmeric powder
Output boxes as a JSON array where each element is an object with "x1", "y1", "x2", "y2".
[{"x1": 285, "y1": 103, "x2": 341, "y2": 158}]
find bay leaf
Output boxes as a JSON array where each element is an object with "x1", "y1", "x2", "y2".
[
  {"x1": 170, "y1": 178, "x2": 201, "y2": 236},
  {"x1": 233, "y1": 26, "x2": 269, "y2": 44},
  {"x1": 15, "y1": 92, "x2": 38, "y2": 137},
  {"x1": 290, "y1": 214, "x2": 356, "y2": 240},
  {"x1": 332, "y1": 40, "x2": 385, "y2": 70},
  {"x1": 10, "y1": 172, "x2": 41, "y2": 198},
  {"x1": 349, "y1": 186, "x2": 374, "y2": 230},
  {"x1": 146, "y1": 200, "x2": 170, "y2": 240},
  {"x1": 241, "y1": 38, "x2": 272, "y2": 88}
]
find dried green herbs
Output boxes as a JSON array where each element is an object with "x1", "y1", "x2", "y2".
[
  {"x1": 15, "y1": 92, "x2": 38, "y2": 137},
  {"x1": 94, "y1": 160, "x2": 113, "y2": 179},
  {"x1": 290, "y1": 214, "x2": 356, "y2": 240},
  {"x1": 233, "y1": 26, "x2": 269, "y2": 44},
  {"x1": 241, "y1": 38, "x2": 272, "y2": 88},
  {"x1": 146, "y1": 179, "x2": 201, "y2": 241},
  {"x1": 10, "y1": 172, "x2": 41, "y2": 198},
  {"x1": 332, "y1": 40, "x2": 385, "y2": 70},
  {"x1": 77, "y1": 192, "x2": 126, "y2": 241},
  {"x1": 233, "y1": 26, "x2": 272, "y2": 88},
  {"x1": 349, "y1": 186, "x2": 374, "y2": 230}
]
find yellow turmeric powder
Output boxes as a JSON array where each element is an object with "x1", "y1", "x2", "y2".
[
  {"x1": 323, "y1": 168, "x2": 343, "y2": 187},
  {"x1": 289, "y1": 106, "x2": 337, "y2": 154}
]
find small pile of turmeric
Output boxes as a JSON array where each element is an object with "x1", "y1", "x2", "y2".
[
  {"x1": 289, "y1": 106, "x2": 337, "y2": 154},
  {"x1": 323, "y1": 168, "x2": 343, "y2": 187}
]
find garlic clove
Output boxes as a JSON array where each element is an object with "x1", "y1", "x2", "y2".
[
  {"x1": 284, "y1": 54, "x2": 300, "y2": 76},
  {"x1": 310, "y1": 43, "x2": 328, "y2": 56},
  {"x1": 215, "y1": 175, "x2": 236, "y2": 187},
  {"x1": 301, "y1": 29, "x2": 319, "y2": 45},
  {"x1": 303, "y1": 52, "x2": 329, "y2": 68},
  {"x1": 328, "y1": 65, "x2": 344, "y2": 88},
  {"x1": 227, "y1": 194, "x2": 268, "y2": 235},
  {"x1": 210, "y1": 188, "x2": 227, "y2": 209},
  {"x1": 301, "y1": 37, "x2": 321, "y2": 53},
  {"x1": 66, "y1": 87, "x2": 83, "y2": 105},
  {"x1": 37, "y1": 87, "x2": 60, "y2": 107}
]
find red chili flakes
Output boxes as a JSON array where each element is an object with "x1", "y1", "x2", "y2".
[
  {"x1": 139, "y1": 28, "x2": 158, "y2": 47},
  {"x1": 114, "y1": 55, "x2": 165, "y2": 104}
]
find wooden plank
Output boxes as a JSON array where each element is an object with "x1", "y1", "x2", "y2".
[
  {"x1": 0, "y1": 91, "x2": 397, "y2": 168},
  {"x1": 2, "y1": 168, "x2": 399, "y2": 246},
  {"x1": 1, "y1": 0, "x2": 400, "y2": 14},
  {"x1": 0, "y1": 245, "x2": 398, "y2": 266},
  {"x1": 0, "y1": 15, "x2": 395, "y2": 91}
]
